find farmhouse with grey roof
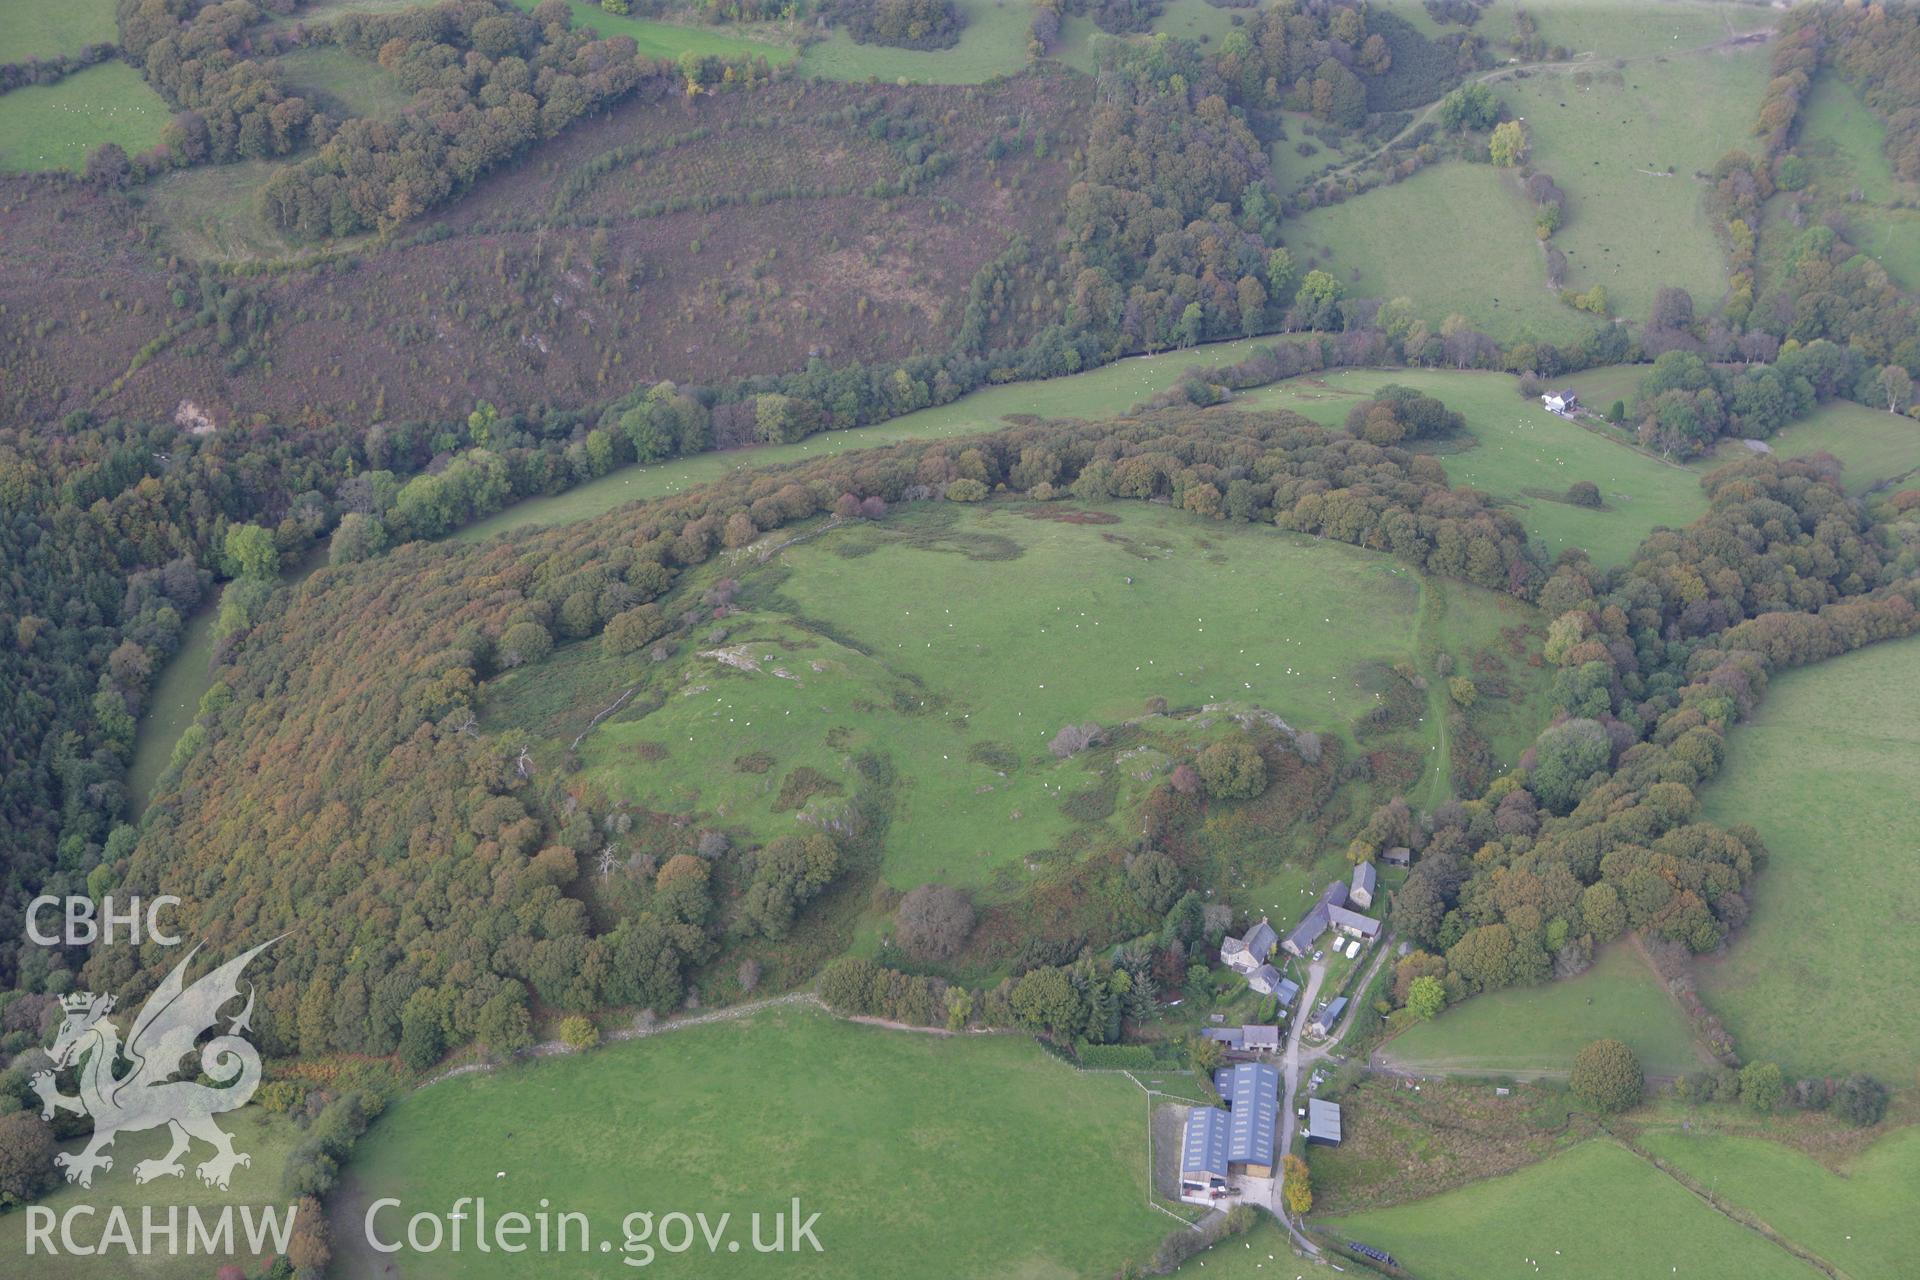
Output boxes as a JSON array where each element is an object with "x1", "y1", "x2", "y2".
[
  {"x1": 1247, "y1": 963, "x2": 1292, "y2": 999},
  {"x1": 1220, "y1": 918, "x2": 1278, "y2": 974}
]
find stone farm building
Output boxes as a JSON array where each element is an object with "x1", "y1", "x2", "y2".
[
  {"x1": 1309, "y1": 996, "x2": 1349, "y2": 1037},
  {"x1": 1220, "y1": 918, "x2": 1277, "y2": 974},
  {"x1": 1350, "y1": 861, "x2": 1377, "y2": 909},
  {"x1": 1282, "y1": 881, "x2": 1381, "y2": 956},
  {"x1": 1201, "y1": 1024, "x2": 1282, "y2": 1054}
]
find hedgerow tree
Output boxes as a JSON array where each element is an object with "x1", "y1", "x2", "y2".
[
  {"x1": 1570, "y1": 1038, "x2": 1643, "y2": 1112},
  {"x1": 1740, "y1": 1061, "x2": 1785, "y2": 1112},
  {"x1": 1490, "y1": 119, "x2": 1528, "y2": 166},
  {"x1": 1832, "y1": 1073, "x2": 1888, "y2": 1127}
]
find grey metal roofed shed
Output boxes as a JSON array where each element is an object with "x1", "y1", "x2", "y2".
[
  {"x1": 1181, "y1": 1104, "x2": 1230, "y2": 1178},
  {"x1": 1224, "y1": 1061, "x2": 1279, "y2": 1170},
  {"x1": 1307, "y1": 1098, "x2": 1343, "y2": 1145}
]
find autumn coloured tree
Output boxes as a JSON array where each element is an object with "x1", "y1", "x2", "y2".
[
  {"x1": 1570, "y1": 1039, "x2": 1643, "y2": 1113},
  {"x1": 1282, "y1": 1153, "x2": 1313, "y2": 1215}
]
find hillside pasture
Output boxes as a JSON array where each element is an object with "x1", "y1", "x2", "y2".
[
  {"x1": 1279, "y1": 162, "x2": 1592, "y2": 344},
  {"x1": 1766, "y1": 71, "x2": 1920, "y2": 294},
  {"x1": 1497, "y1": 44, "x2": 1772, "y2": 324},
  {"x1": 569, "y1": 500, "x2": 1466, "y2": 895},
  {"x1": 1516, "y1": 0, "x2": 1777, "y2": 61},
  {"x1": 1559, "y1": 365, "x2": 1920, "y2": 495},
  {"x1": 0, "y1": 62, "x2": 171, "y2": 173},
  {"x1": 1636, "y1": 1126, "x2": 1920, "y2": 1280},
  {"x1": 1323, "y1": 1139, "x2": 1814, "y2": 1280},
  {"x1": 331, "y1": 1006, "x2": 1171, "y2": 1279},
  {"x1": 1235, "y1": 368, "x2": 1710, "y2": 565},
  {"x1": 0, "y1": 0, "x2": 117, "y2": 62},
  {"x1": 1375, "y1": 942, "x2": 1707, "y2": 1077},
  {"x1": 1708, "y1": 396, "x2": 1920, "y2": 495},
  {"x1": 1696, "y1": 634, "x2": 1920, "y2": 1080},
  {"x1": 55, "y1": 72, "x2": 1087, "y2": 425}
]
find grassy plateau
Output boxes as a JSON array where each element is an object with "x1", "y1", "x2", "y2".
[
  {"x1": 560, "y1": 499, "x2": 1523, "y2": 895},
  {"x1": 508, "y1": 0, "x2": 796, "y2": 63}
]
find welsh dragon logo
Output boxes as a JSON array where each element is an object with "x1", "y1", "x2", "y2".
[{"x1": 32, "y1": 938, "x2": 278, "y2": 1191}]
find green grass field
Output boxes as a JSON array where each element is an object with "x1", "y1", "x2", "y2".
[
  {"x1": 0, "y1": 62, "x2": 171, "y2": 173},
  {"x1": 1377, "y1": 943, "x2": 1708, "y2": 1077},
  {"x1": 1696, "y1": 634, "x2": 1920, "y2": 1080},
  {"x1": 1557, "y1": 362, "x2": 1645, "y2": 416},
  {"x1": 1324, "y1": 1139, "x2": 1813, "y2": 1280},
  {"x1": 127, "y1": 602, "x2": 216, "y2": 814},
  {"x1": 1166, "y1": 1217, "x2": 1293, "y2": 1277},
  {"x1": 274, "y1": 45, "x2": 415, "y2": 119},
  {"x1": 452, "y1": 336, "x2": 1284, "y2": 541},
  {"x1": 800, "y1": 0, "x2": 1028, "y2": 84},
  {"x1": 1280, "y1": 163, "x2": 1592, "y2": 344},
  {"x1": 1637, "y1": 1126, "x2": 1920, "y2": 1280},
  {"x1": 0, "y1": 0, "x2": 116, "y2": 62},
  {"x1": 1235, "y1": 368, "x2": 1709, "y2": 565},
  {"x1": 0, "y1": 1107, "x2": 302, "y2": 1279},
  {"x1": 1706, "y1": 396, "x2": 1920, "y2": 494},
  {"x1": 507, "y1": 0, "x2": 796, "y2": 64},
  {"x1": 332, "y1": 1006, "x2": 1170, "y2": 1278},
  {"x1": 1515, "y1": 0, "x2": 1777, "y2": 60},
  {"x1": 255, "y1": 0, "x2": 438, "y2": 30},
  {"x1": 1562, "y1": 364, "x2": 1920, "y2": 495},
  {"x1": 569, "y1": 500, "x2": 1513, "y2": 894},
  {"x1": 1497, "y1": 45, "x2": 1771, "y2": 324},
  {"x1": 1772, "y1": 71, "x2": 1920, "y2": 293}
]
